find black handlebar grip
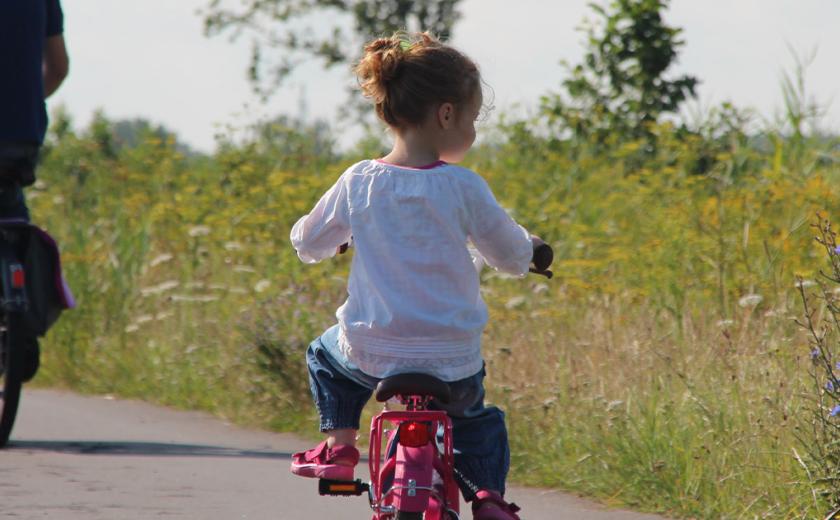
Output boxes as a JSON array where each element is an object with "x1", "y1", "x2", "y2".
[{"x1": 532, "y1": 243, "x2": 554, "y2": 272}]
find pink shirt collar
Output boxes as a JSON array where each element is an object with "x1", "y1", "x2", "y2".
[{"x1": 374, "y1": 159, "x2": 447, "y2": 170}]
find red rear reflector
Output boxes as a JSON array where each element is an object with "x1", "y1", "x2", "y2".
[
  {"x1": 398, "y1": 421, "x2": 430, "y2": 447},
  {"x1": 11, "y1": 266, "x2": 24, "y2": 288}
]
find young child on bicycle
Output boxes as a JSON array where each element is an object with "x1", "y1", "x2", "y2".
[{"x1": 289, "y1": 32, "x2": 541, "y2": 520}]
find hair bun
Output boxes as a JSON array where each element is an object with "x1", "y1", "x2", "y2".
[
  {"x1": 356, "y1": 37, "x2": 406, "y2": 103},
  {"x1": 354, "y1": 32, "x2": 480, "y2": 129}
]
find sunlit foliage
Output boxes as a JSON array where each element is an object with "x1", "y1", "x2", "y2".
[{"x1": 29, "y1": 107, "x2": 840, "y2": 517}]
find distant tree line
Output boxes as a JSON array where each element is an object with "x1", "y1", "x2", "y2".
[{"x1": 203, "y1": 0, "x2": 702, "y2": 145}]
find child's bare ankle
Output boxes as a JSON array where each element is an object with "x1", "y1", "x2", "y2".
[{"x1": 326, "y1": 428, "x2": 358, "y2": 449}]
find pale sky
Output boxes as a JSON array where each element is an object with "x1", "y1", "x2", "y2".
[{"x1": 52, "y1": 0, "x2": 840, "y2": 152}]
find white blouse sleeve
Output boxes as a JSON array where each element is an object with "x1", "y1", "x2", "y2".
[
  {"x1": 290, "y1": 173, "x2": 352, "y2": 264},
  {"x1": 465, "y1": 176, "x2": 533, "y2": 276}
]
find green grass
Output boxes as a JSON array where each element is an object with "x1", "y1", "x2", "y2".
[{"x1": 29, "y1": 116, "x2": 840, "y2": 518}]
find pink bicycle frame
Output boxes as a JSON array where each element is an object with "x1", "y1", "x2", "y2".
[{"x1": 368, "y1": 409, "x2": 460, "y2": 519}]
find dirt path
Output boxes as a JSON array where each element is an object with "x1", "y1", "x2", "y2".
[{"x1": 2, "y1": 389, "x2": 664, "y2": 519}]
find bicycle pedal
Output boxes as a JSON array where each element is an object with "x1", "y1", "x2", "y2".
[{"x1": 318, "y1": 478, "x2": 369, "y2": 497}]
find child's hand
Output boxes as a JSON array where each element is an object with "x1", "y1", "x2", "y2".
[{"x1": 529, "y1": 235, "x2": 554, "y2": 278}]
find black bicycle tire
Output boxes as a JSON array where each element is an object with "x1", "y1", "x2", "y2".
[
  {"x1": 0, "y1": 312, "x2": 24, "y2": 448},
  {"x1": 395, "y1": 512, "x2": 423, "y2": 520}
]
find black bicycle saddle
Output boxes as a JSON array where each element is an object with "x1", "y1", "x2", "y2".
[{"x1": 374, "y1": 373, "x2": 452, "y2": 404}]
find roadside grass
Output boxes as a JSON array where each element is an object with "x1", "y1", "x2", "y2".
[{"x1": 488, "y1": 298, "x2": 816, "y2": 517}]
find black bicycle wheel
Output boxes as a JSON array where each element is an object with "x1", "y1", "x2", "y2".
[
  {"x1": 0, "y1": 312, "x2": 24, "y2": 447},
  {"x1": 395, "y1": 512, "x2": 423, "y2": 520}
]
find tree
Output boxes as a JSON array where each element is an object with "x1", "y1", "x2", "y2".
[
  {"x1": 542, "y1": 0, "x2": 697, "y2": 145},
  {"x1": 202, "y1": 0, "x2": 462, "y2": 100},
  {"x1": 113, "y1": 118, "x2": 177, "y2": 148}
]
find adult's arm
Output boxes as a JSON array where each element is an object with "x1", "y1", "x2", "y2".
[{"x1": 43, "y1": 34, "x2": 69, "y2": 98}]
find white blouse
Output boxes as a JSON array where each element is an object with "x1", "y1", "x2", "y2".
[{"x1": 290, "y1": 160, "x2": 532, "y2": 381}]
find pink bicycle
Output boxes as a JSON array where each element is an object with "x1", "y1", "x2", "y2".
[
  {"x1": 318, "y1": 243, "x2": 553, "y2": 519},
  {"x1": 320, "y1": 373, "x2": 459, "y2": 519}
]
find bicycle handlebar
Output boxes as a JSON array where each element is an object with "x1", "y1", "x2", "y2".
[
  {"x1": 338, "y1": 236, "x2": 555, "y2": 279},
  {"x1": 530, "y1": 240, "x2": 554, "y2": 279}
]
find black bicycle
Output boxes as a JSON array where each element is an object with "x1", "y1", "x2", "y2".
[
  {"x1": 0, "y1": 225, "x2": 27, "y2": 445},
  {"x1": 0, "y1": 217, "x2": 73, "y2": 447}
]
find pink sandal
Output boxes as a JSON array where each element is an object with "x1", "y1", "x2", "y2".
[
  {"x1": 472, "y1": 490, "x2": 522, "y2": 520},
  {"x1": 290, "y1": 440, "x2": 360, "y2": 481}
]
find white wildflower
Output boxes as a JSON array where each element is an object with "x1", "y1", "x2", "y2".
[
  {"x1": 140, "y1": 280, "x2": 180, "y2": 296},
  {"x1": 254, "y1": 279, "x2": 271, "y2": 293},
  {"x1": 224, "y1": 241, "x2": 243, "y2": 251},
  {"x1": 494, "y1": 273, "x2": 519, "y2": 281},
  {"x1": 505, "y1": 296, "x2": 526, "y2": 309},
  {"x1": 716, "y1": 319, "x2": 734, "y2": 328},
  {"x1": 149, "y1": 253, "x2": 173, "y2": 267},
  {"x1": 188, "y1": 225, "x2": 211, "y2": 237},
  {"x1": 737, "y1": 294, "x2": 763, "y2": 307},
  {"x1": 533, "y1": 283, "x2": 549, "y2": 294},
  {"x1": 795, "y1": 279, "x2": 816, "y2": 289},
  {"x1": 171, "y1": 294, "x2": 219, "y2": 303}
]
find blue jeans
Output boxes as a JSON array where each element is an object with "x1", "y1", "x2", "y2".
[{"x1": 306, "y1": 325, "x2": 511, "y2": 500}]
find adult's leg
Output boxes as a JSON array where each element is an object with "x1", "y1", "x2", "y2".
[
  {"x1": 0, "y1": 142, "x2": 37, "y2": 221},
  {"x1": 0, "y1": 184, "x2": 30, "y2": 221},
  {"x1": 0, "y1": 147, "x2": 36, "y2": 380}
]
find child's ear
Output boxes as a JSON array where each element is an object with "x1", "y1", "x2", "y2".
[{"x1": 437, "y1": 103, "x2": 455, "y2": 129}]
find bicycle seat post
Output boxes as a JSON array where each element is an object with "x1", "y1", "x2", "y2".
[{"x1": 401, "y1": 395, "x2": 431, "y2": 411}]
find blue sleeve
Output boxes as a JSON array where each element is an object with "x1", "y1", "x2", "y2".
[{"x1": 45, "y1": 0, "x2": 63, "y2": 37}]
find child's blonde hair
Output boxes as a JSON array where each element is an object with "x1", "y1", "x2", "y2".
[{"x1": 355, "y1": 32, "x2": 481, "y2": 129}]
